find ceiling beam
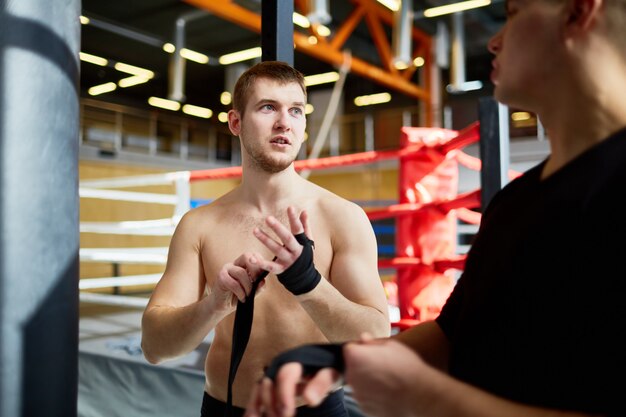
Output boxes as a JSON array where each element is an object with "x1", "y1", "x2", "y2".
[{"x1": 183, "y1": 0, "x2": 431, "y2": 102}]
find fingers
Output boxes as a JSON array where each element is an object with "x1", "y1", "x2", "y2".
[
  {"x1": 266, "y1": 215, "x2": 301, "y2": 253},
  {"x1": 287, "y1": 206, "x2": 305, "y2": 235},
  {"x1": 274, "y1": 363, "x2": 303, "y2": 416},
  {"x1": 217, "y1": 264, "x2": 250, "y2": 302},
  {"x1": 299, "y1": 209, "x2": 313, "y2": 241},
  {"x1": 301, "y1": 368, "x2": 339, "y2": 407}
]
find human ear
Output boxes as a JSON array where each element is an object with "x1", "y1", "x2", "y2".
[
  {"x1": 565, "y1": 0, "x2": 602, "y2": 31},
  {"x1": 227, "y1": 109, "x2": 241, "y2": 135}
]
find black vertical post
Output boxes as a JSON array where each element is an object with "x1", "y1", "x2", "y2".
[
  {"x1": 0, "y1": 1, "x2": 80, "y2": 416},
  {"x1": 261, "y1": 0, "x2": 294, "y2": 64},
  {"x1": 478, "y1": 97, "x2": 510, "y2": 210}
]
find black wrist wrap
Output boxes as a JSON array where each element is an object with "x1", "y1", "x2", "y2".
[
  {"x1": 265, "y1": 343, "x2": 345, "y2": 381},
  {"x1": 277, "y1": 233, "x2": 321, "y2": 295}
]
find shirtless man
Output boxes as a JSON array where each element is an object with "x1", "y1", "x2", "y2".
[{"x1": 140, "y1": 61, "x2": 390, "y2": 417}]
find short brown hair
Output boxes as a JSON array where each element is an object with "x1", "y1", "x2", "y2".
[{"x1": 232, "y1": 61, "x2": 307, "y2": 116}]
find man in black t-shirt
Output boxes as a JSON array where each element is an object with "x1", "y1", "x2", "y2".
[{"x1": 245, "y1": 0, "x2": 626, "y2": 415}]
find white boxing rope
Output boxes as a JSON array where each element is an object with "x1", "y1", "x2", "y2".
[
  {"x1": 79, "y1": 292, "x2": 149, "y2": 308},
  {"x1": 80, "y1": 171, "x2": 191, "y2": 189},
  {"x1": 79, "y1": 273, "x2": 163, "y2": 290},
  {"x1": 80, "y1": 218, "x2": 177, "y2": 236},
  {"x1": 79, "y1": 188, "x2": 179, "y2": 205},
  {"x1": 80, "y1": 247, "x2": 168, "y2": 264}
]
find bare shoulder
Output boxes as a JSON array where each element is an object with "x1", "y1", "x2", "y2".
[
  {"x1": 173, "y1": 189, "x2": 239, "y2": 240},
  {"x1": 305, "y1": 182, "x2": 372, "y2": 235}
]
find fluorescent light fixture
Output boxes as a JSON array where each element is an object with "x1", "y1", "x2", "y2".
[
  {"x1": 218, "y1": 112, "x2": 229, "y2": 123},
  {"x1": 182, "y1": 104, "x2": 213, "y2": 119},
  {"x1": 219, "y1": 47, "x2": 262, "y2": 65},
  {"x1": 308, "y1": 36, "x2": 318, "y2": 45},
  {"x1": 511, "y1": 111, "x2": 532, "y2": 122},
  {"x1": 79, "y1": 52, "x2": 108, "y2": 66},
  {"x1": 304, "y1": 71, "x2": 340, "y2": 86},
  {"x1": 446, "y1": 80, "x2": 483, "y2": 93},
  {"x1": 394, "y1": 61, "x2": 409, "y2": 70},
  {"x1": 424, "y1": 0, "x2": 491, "y2": 18},
  {"x1": 377, "y1": 0, "x2": 400, "y2": 11},
  {"x1": 316, "y1": 25, "x2": 331, "y2": 37},
  {"x1": 293, "y1": 12, "x2": 311, "y2": 28},
  {"x1": 354, "y1": 92, "x2": 392, "y2": 106},
  {"x1": 305, "y1": 104, "x2": 314, "y2": 114},
  {"x1": 220, "y1": 91, "x2": 232, "y2": 105},
  {"x1": 163, "y1": 43, "x2": 176, "y2": 53},
  {"x1": 80, "y1": 16, "x2": 90, "y2": 25},
  {"x1": 148, "y1": 96, "x2": 181, "y2": 111},
  {"x1": 180, "y1": 48, "x2": 209, "y2": 64},
  {"x1": 118, "y1": 75, "x2": 150, "y2": 88},
  {"x1": 88, "y1": 82, "x2": 117, "y2": 96},
  {"x1": 414, "y1": 57, "x2": 425, "y2": 67},
  {"x1": 114, "y1": 62, "x2": 155, "y2": 79}
]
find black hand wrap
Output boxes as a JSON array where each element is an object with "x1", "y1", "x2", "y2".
[
  {"x1": 265, "y1": 343, "x2": 345, "y2": 381},
  {"x1": 277, "y1": 233, "x2": 321, "y2": 295}
]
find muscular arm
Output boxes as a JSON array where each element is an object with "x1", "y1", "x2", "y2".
[{"x1": 141, "y1": 210, "x2": 258, "y2": 364}]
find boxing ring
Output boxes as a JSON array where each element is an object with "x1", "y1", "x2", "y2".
[
  {"x1": 77, "y1": 120, "x2": 524, "y2": 416},
  {"x1": 79, "y1": 121, "x2": 522, "y2": 323}
]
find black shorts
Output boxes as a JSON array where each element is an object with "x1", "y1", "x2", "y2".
[{"x1": 201, "y1": 389, "x2": 348, "y2": 417}]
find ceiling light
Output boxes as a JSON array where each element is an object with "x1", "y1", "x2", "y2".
[
  {"x1": 180, "y1": 48, "x2": 209, "y2": 64},
  {"x1": 220, "y1": 91, "x2": 232, "y2": 105},
  {"x1": 218, "y1": 112, "x2": 229, "y2": 123},
  {"x1": 413, "y1": 57, "x2": 425, "y2": 67},
  {"x1": 293, "y1": 12, "x2": 311, "y2": 28},
  {"x1": 88, "y1": 82, "x2": 117, "y2": 96},
  {"x1": 114, "y1": 62, "x2": 154, "y2": 79},
  {"x1": 162, "y1": 43, "x2": 176, "y2": 53},
  {"x1": 305, "y1": 104, "x2": 314, "y2": 114},
  {"x1": 316, "y1": 25, "x2": 331, "y2": 37},
  {"x1": 511, "y1": 111, "x2": 532, "y2": 122},
  {"x1": 423, "y1": 0, "x2": 491, "y2": 18},
  {"x1": 118, "y1": 75, "x2": 150, "y2": 88},
  {"x1": 377, "y1": 0, "x2": 400, "y2": 11},
  {"x1": 182, "y1": 104, "x2": 213, "y2": 118},
  {"x1": 219, "y1": 47, "x2": 262, "y2": 65},
  {"x1": 446, "y1": 80, "x2": 483, "y2": 93},
  {"x1": 304, "y1": 71, "x2": 340, "y2": 86},
  {"x1": 80, "y1": 16, "x2": 90, "y2": 25},
  {"x1": 148, "y1": 97, "x2": 181, "y2": 111},
  {"x1": 354, "y1": 92, "x2": 392, "y2": 107},
  {"x1": 308, "y1": 36, "x2": 318, "y2": 45},
  {"x1": 394, "y1": 61, "x2": 409, "y2": 70},
  {"x1": 79, "y1": 52, "x2": 108, "y2": 66}
]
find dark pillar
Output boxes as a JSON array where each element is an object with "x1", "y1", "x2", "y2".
[
  {"x1": 478, "y1": 97, "x2": 510, "y2": 210},
  {"x1": 261, "y1": 0, "x2": 294, "y2": 64},
  {"x1": 0, "y1": 1, "x2": 80, "y2": 416}
]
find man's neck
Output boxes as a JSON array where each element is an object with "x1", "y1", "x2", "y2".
[
  {"x1": 238, "y1": 164, "x2": 303, "y2": 212},
  {"x1": 538, "y1": 61, "x2": 626, "y2": 179}
]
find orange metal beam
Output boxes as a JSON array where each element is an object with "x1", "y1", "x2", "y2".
[
  {"x1": 363, "y1": 11, "x2": 396, "y2": 74},
  {"x1": 330, "y1": 4, "x2": 366, "y2": 50},
  {"x1": 183, "y1": 0, "x2": 430, "y2": 102}
]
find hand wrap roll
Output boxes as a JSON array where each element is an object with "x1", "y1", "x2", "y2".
[
  {"x1": 277, "y1": 233, "x2": 321, "y2": 295},
  {"x1": 265, "y1": 343, "x2": 345, "y2": 381}
]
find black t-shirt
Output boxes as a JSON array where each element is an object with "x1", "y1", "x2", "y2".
[{"x1": 437, "y1": 127, "x2": 626, "y2": 416}]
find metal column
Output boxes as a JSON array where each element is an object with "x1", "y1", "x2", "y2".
[
  {"x1": 478, "y1": 97, "x2": 510, "y2": 210},
  {"x1": 0, "y1": 1, "x2": 80, "y2": 416},
  {"x1": 261, "y1": 0, "x2": 294, "y2": 64}
]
